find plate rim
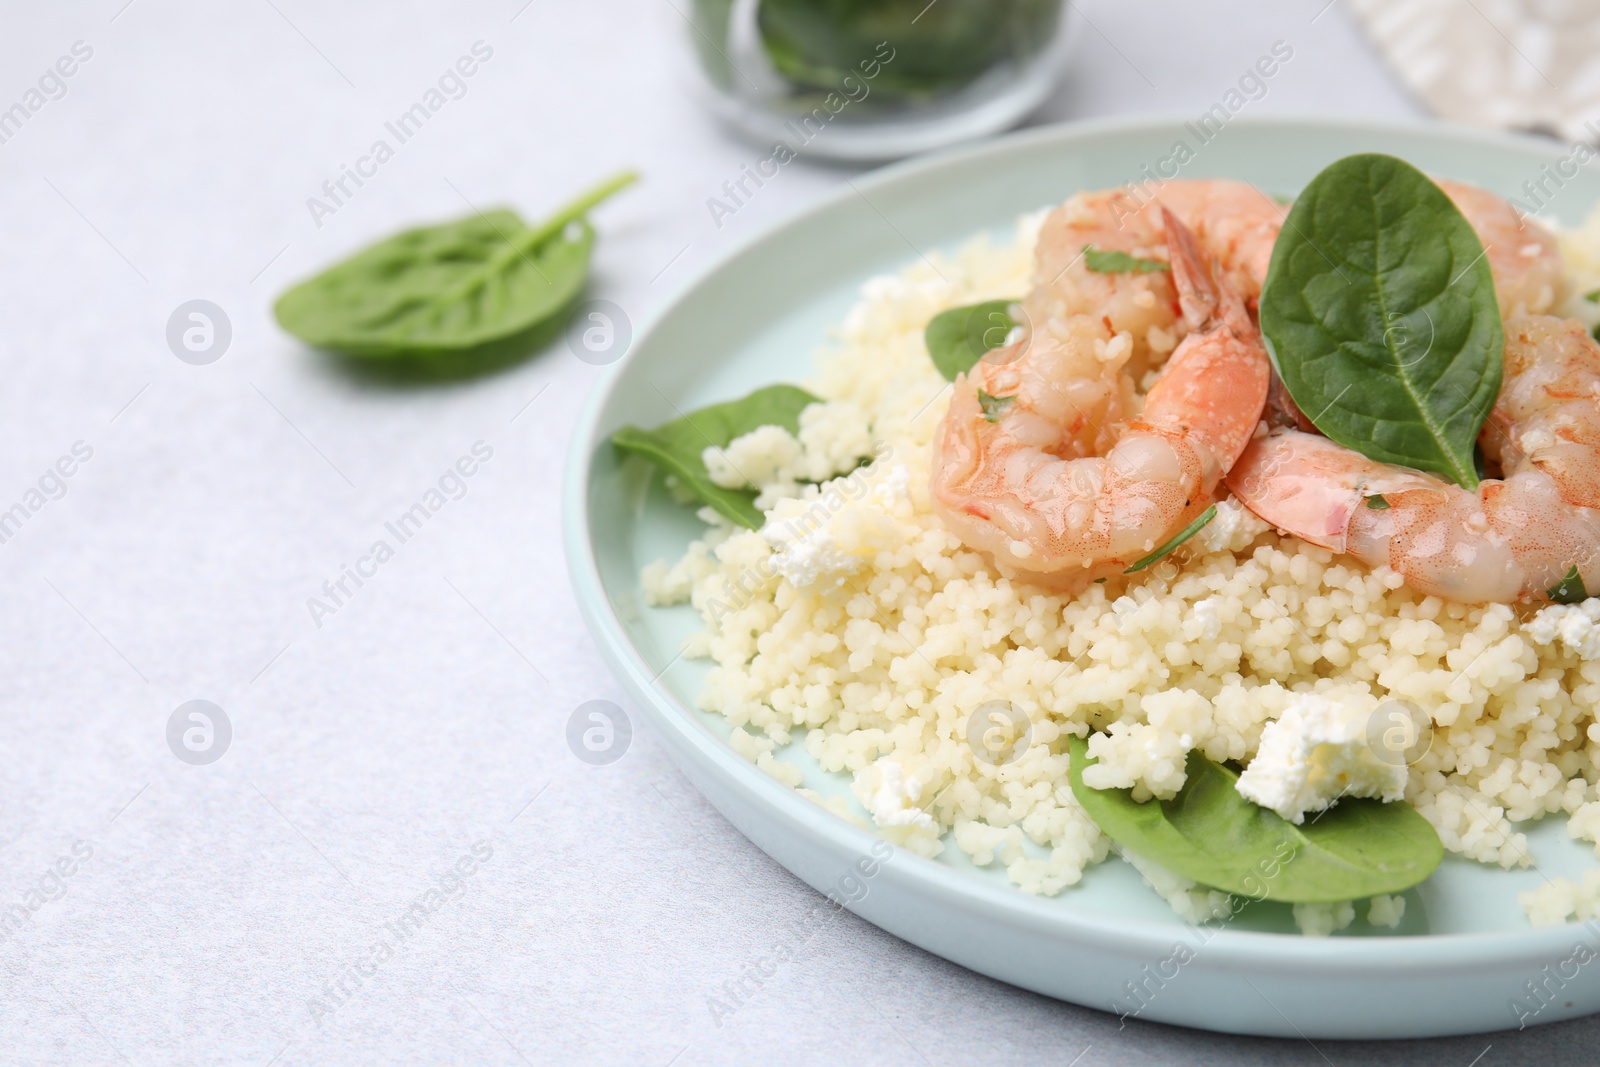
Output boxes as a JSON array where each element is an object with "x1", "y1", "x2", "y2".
[{"x1": 564, "y1": 113, "x2": 1598, "y2": 974}]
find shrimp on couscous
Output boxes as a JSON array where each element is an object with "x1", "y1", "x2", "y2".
[{"x1": 636, "y1": 175, "x2": 1600, "y2": 934}]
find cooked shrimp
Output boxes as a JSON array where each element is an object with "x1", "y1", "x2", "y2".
[
  {"x1": 1226, "y1": 316, "x2": 1600, "y2": 603},
  {"x1": 1437, "y1": 179, "x2": 1564, "y2": 316},
  {"x1": 931, "y1": 209, "x2": 1271, "y2": 586},
  {"x1": 1032, "y1": 179, "x2": 1286, "y2": 311},
  {"x1": 1025, "y1": 181, "x2": 1287, "y2": 388}
]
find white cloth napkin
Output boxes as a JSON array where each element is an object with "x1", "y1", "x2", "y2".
[{"x1": 1348, "y1": 0, "x2": 1600, "y2": 142}]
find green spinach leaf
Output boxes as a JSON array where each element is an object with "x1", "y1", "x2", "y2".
[
  {"x1": 1258, "y1": 154, "x2": 1503, "y2": 489},
  {"x1": 1068, "y1": 735, "x2": 1442, "y2": 903},
  {"x1": 1083, "y1": 246, "x2": 1169, "y2": 274},
  {"x1": 924, "y1": 299, "x2": 1018, "y2": 381},
  {"x1": 748, "y1": 0, "x2": 1062, "y2": 104},
  {"x1": 275, "y1": 171, "x2": 637, "y2": 359},
  {"x1": 611, "y1": 384, "x2": 821, "y2": 529}
]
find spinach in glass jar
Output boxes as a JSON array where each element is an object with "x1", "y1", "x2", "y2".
[{"x1": 692, "y1": 0, "x2": 1062, "y2": 108}]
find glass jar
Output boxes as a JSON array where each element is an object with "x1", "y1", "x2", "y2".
[{"x1": 688, "y1": 0, "x2": 1074, "y2": 162}]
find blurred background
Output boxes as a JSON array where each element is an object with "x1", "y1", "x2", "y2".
[{"x1": 0, "y1": 1, "x2": 1596, "y2": 1064}]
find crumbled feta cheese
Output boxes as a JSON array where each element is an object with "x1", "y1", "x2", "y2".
[
  {"x1": 1235, "y1": 692, "x2": 1408, "y2": 824},
  {"x1": 1196, "y1": 497, "x2": 1271, "y2": 555},
  {"x1": 1187, "y1": 598, "x2": 1222, "y2": 642},
  {"x1": 762, "y1": 526, "x2": 860, "y2": 589},
  {"x1": 760, "y1": 464, "x2": 909, "y2": 589},
  {"x1": 1525, "y1": 599, "x2": 1600, "y2": 660},
  {"x1": 858, "y1": 759, "x2": 937, "y2": 833}
]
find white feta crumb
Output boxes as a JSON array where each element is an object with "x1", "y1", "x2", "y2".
[
  {"x1": 1525, "y1": 599, "x2": 1600, "y2": 660},
  {"x1": 759, "y1": 464, "x2": 908, "y2": 589},
  {"x1": 1190, "y1": 598, "x2": 1222, "y2": 642},
  {"x1": 1234, "y1": 692, "x2": 1408, "y2": 824},
  {"x1": 766, "y1": 530, "x2": 859, "y2": 588},
  {"x1": 870, "y1": 462, "x2": 909, "y2": 505},
  {"x1": 1196, "y1": 497, "x2": 1270, "y2": 555},
  {"x1": 861, "y1": 760, "x2": 937, "y2": 833},
  {"x1": 1366, "y1": 894, "x2": 1405, "y2": 929}
]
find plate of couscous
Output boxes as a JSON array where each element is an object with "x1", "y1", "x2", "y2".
[{"x1": 566, "y1": 116, "x2": 1600, "y2": 1038}]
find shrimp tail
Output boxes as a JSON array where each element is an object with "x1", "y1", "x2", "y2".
[
  {"x1": 1160, "y1": 206, "x2": 1255, "y2": 339},
  {"x1": 1142, "y1": 210, "x2": 1271, "y2": 477}
]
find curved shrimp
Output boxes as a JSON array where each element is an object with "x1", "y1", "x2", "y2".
[
  {"x1": 1025, "y1": 181, "x2": 1287, "y2": 390},
  {"x1": 1226, "y1": 316, "x2": 1600, "y2": 603},
  {"x1": 1436, "y1": 179, "x2": 1564, "y2": 317},
  {"x1": 930, "y1": 209, "x2": 1271, "y2": 587}
]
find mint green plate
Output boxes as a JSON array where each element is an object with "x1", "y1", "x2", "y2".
[{"x1": 565, "y1": 117, "x2": 1600, "y2": 1038}]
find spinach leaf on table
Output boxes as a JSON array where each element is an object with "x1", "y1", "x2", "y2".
[
  {"x1": 612, "y1": 384, "x2": 821, "y2": 529},
  {"x1": 1258, "y1": 154, "x2": 1502, "y2": 489},
  {"x1": 274, "y1": 171, "x2": 636, "y2": 360},
  {"x1": 1068, "y1": 735, "x2": 1443, "y2": 903},
  {"x1": 924, "y1": 299, "x2": 1019, "y2": 381}
]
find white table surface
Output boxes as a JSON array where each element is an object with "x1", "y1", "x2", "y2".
[{"x1": 2, "y1": 1, "x2": 1595, "y2": 1063}]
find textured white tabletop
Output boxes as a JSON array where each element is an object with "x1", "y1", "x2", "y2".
[{"x1": 1, "y1": 1, "x2": 1594, "y2": 1063}]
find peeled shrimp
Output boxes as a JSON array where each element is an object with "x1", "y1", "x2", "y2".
[
  {"x1": 930, "y1": 208, "x2": 1271, "y2": 586},
  {"x1": 1437, "y1": 179, "x2": 1564, "y2": 317},
  {"x1": 1024, "y1": 181, "x2": 1286, "y2": 394},
  {"x1": 1226, "y1": 316, "x2": 1600, "y2": 603},
  {"x1": 1033, "y1": 179, "x2": 1286, "y2": 309}
]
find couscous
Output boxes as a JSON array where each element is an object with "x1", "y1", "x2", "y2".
[{"x1": 631, "y1": 160, "x2": 1600, "y2": 935}]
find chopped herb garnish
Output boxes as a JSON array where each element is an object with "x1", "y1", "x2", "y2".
[
  {"x1": 1124, "y1": 504, "x2": 1217, "y2": 574},
  {"x1": 1082, "y1": 245, "x2": 1169, "y2": 274},
  {"x1": 1549, "y1": 565, "x2": 1588, "y2": 604},
  {"x1": 1586, "y1": 288, "x2": 1600, "y2": 302},
  {"x1": 1366, "y1": 494, "x2": 1390, "y2": 510},
  {"x1": 977, "y1": 389, "x2": 1013, "y2": 422}
]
